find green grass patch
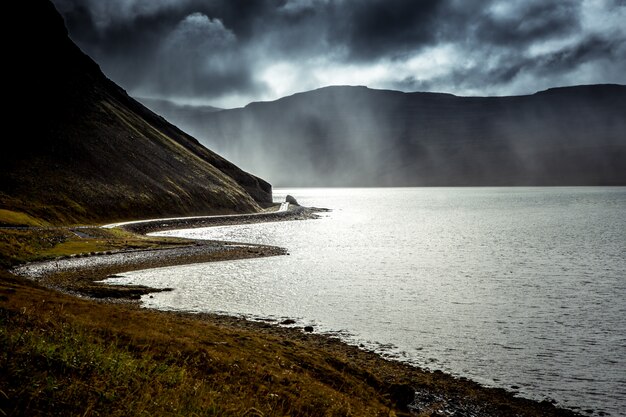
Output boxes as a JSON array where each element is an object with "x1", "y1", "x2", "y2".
[
  {"x1": 0, "y1": 209, "x2": 49, "y2": 227},
  {"x1": 0, "y1": 229, "x2": 71, "y2": 268},
  {"x1": 38, "y1": 240, "x2": 115, "y2": 258},
  {"x1": 0, "y1": 228, "x2": 190, "y2": 268}
]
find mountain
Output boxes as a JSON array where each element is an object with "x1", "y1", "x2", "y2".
[
  {"x1": 136, "y1": 98, "x2": 222, "y2": 138},
  {"x1": 1, "y1": 0, "x2": 271, "y2": 225},
  {"x1": 178, "y1": 85, "x2": 626, "y2": 187}
]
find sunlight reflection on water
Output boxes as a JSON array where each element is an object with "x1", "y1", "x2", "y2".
[{"x1": 104, "y1": 187, "x2": 626, "y2": 416}]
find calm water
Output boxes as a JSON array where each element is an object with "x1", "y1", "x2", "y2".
[{"x1": 105, "y1": 188, "x2": 626, "y2": 416}]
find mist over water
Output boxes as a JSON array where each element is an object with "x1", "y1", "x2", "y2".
[{"x1": 106, "y1": 187, "x2": 626, "y2": 416}]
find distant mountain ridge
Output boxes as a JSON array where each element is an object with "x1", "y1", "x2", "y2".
[
  {"x1": 136, "y1": 97, "x2": 222, "y2": 127},
  {"x1": 2, "y1": 0, "x2": 271, "y2": 225},
  {"x1": 167, "y1": 84, "x2": 626, "y2": 186}
]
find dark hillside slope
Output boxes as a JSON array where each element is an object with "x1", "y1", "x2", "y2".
[
  {"x1": 1, "y1": 0, "x2": 271, "y2": 225},
  {"x1": 194, "y1": 85, "x2": 626, "y2": 186}
]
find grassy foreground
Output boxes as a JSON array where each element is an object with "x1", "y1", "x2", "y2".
[
  {"x1": 0, "y1": 226, "x2": 582, "y2": 416},
  {"x1": 0, "y1": 269, "x2": 583, "y2": 417},
  {"x1": 0, "y1": 270, "x2": 398, "y2": 416}
]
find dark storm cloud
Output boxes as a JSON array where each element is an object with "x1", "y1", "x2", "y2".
[
  {"x1": 473, "y1": 2, "x2": 581, "y2": 46},
  {"x1": 51, "y1": 0, "x2": 626, "y2": 107},
  {"x1": 534, "y1": 35, "x2": 625, "y2": 73},
  {"x1": 396, "y1": 29, "x2": 626, "y2": 95},
  {"x1": 52, "y1": 0, "x2": 265, "y2": 100},
  {"x1": 338, "y1": 0, "x2": 443, "y2": 60}
]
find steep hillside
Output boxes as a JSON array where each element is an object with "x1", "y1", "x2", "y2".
[
  {"x1": 1, "y1": 0, "x2": 271, "y2": 226},
  {"x1": 181, "y1": 85, "x2": 626, "y2": 186}
]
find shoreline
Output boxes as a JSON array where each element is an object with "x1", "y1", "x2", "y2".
[
  {"x1": 4, "y1": 206, "x2": 586, "y2": 416},
  {"x1": 112, "y1": 204, "x2": 325, "y2": 234},
  {"x1": 10, "y1": 206, "x2": 321, "y2": 299},
  {"x1": 12, "y1": 241, "x2": 286, "y2": 300}
]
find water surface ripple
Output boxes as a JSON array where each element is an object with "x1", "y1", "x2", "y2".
[{"x1": 105, "y1": 187, "x2": 626, "y2": 416}]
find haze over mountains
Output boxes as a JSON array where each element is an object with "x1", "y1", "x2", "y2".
[
  {"x1": 137, "y1": 98, "x2": 222, "y2": 121},
  {"x1": 1, "y1": 0, "x2": 271, "y2": 225},
  {"x1": 145, "y1": 84, "x2": 626, "y2": 187},
  {"x1": 3, "y1": 0, "x2": 624, "y2": 227}
]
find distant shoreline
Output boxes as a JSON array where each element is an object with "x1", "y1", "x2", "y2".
[{"x1": 110, "y1": 204, "x2": 323, "y2": 234}]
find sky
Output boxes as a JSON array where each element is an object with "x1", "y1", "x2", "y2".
[{"x1": 52, "y1": 0, "x2": 626, "y2": 108}]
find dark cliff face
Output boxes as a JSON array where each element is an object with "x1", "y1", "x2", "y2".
[
  {"x1": 2, "y1": 0, "x2": 272, "y2": 224},
  {"x1": 177, "y1": 84, "x2": 626, "y2": 187}
]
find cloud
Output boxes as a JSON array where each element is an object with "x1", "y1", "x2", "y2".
[
  {"x1": 137, "y1": 13, "x2": 259, "y2": 99},
  {"x1": 53, "y1": 0, "x2": 196, "y2": 30},
  {"x1": 475, "y1": 1, "x2": 581, "y2": 45},
  {"x1": 336, "y1": 0, "x2": 444, "y2": 61},
  {"x1": 52, "y1": 0, "x2": 626, "y2": 107}
]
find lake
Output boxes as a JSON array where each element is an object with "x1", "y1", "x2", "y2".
[{"x1": 104, "y1": 187, "x2": 626, "y2": 416}]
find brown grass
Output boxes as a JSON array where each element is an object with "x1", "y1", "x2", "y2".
[
  {"x1": 0, "y1": 267, "x2": 584, "y2": 417},
  {"x1": 0, "y1": 271, "x2": 398, "y2": 416},
  {"x1": 0, "y1": 225, "x2": 583, "y2": 417}
]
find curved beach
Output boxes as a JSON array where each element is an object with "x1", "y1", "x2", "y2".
[{"x1": 4, "y1": 204, "x2": 587, "y2": 417}]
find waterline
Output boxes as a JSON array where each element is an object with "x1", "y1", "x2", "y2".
[{"x1": 104, "y1": 187, "x2": 626, "y2": 416}]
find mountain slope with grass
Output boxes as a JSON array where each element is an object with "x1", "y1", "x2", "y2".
[
  {"x1": 1, "y1": 0, "x2": 271, "y2": 226},
  {"x1": 182, "y1": 84, "x2": 626, "y2": 186}
]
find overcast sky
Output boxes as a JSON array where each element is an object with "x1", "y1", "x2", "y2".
[{"x1": 52, "y1": 0, "x2": 626, "y2": 108}]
